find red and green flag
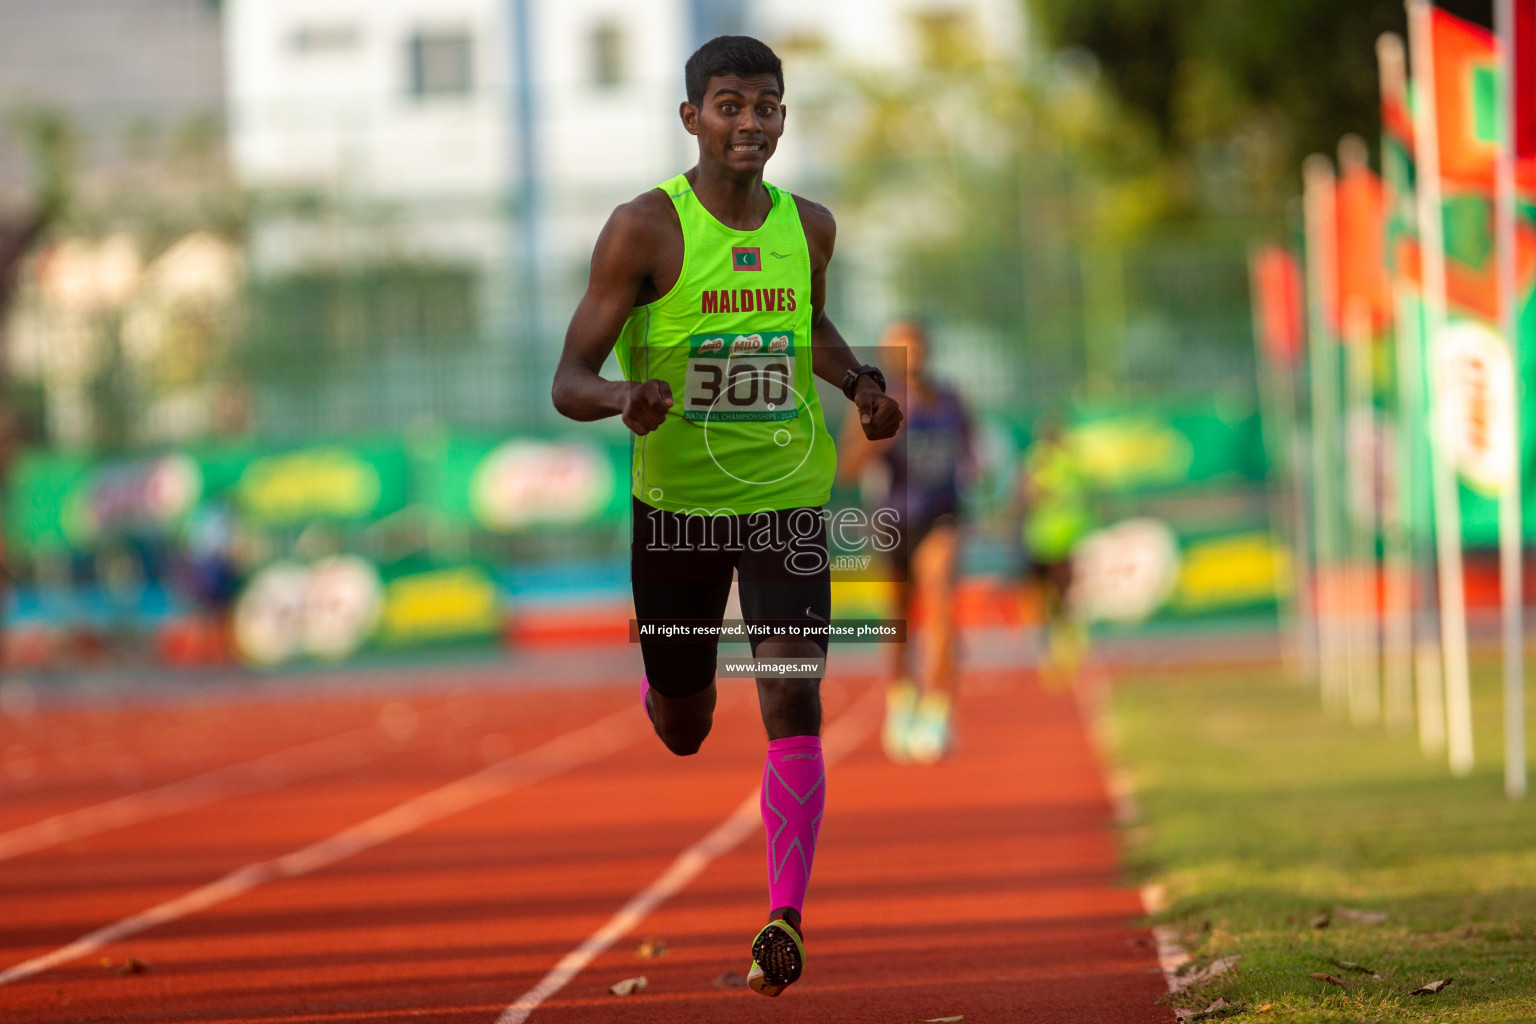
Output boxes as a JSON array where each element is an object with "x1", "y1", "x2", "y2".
[
  {"x1": 1425, "y1": 8, "x2": 1536, "y2": 324},
  {"x1": 1515, "y1": 0, "x2": 1535, "y2": 173},
  {"x1": 1336, "y1": 159, "x2": 1394, "y2": 336},
  {"x1": 1430, "y1": 8, "x2": 1500, "y2": 187},
  {"x1": 1252, "y1": 245, "x2": 1305, "y2": 369}
]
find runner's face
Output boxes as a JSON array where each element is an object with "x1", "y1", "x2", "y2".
[
  {"x1": 880, "y1": 323, "x2": 926, "y2": 381},
  {"x1": 685, "y1": 74, "x2": 784, "y2": 173}
]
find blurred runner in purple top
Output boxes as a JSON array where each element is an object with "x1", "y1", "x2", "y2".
[{"x1": 839, "y1": 319, "x2": 974, "y2": 763}]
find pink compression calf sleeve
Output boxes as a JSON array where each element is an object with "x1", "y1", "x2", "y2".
[{"x1": 761, "y1": 735, "x2": 825, "y2": 916}]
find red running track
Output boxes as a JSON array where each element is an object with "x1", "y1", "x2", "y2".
[{"x1": 0, "y1": 665, "x2": 1172, "y2": 1023}]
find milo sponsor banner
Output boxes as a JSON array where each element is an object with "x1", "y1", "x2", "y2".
[
  {"x1": 6, "y1": 433, "x2": 628, "y2": 556},
  {"x1": 471, "y1": 438, "x2": 619, "y2": 530},
  {"x1": 424, "y1": 435, "x2": 624, "y2": 531},
  {"x1": 7, "y1": 451, "x2": 206, "y2": 551},
  {"x1": 1396, "y1": 293, "x2": 1536, "y2": 548},
  {"x1": 232, "y1": 557, "x2": 501, "y2": 666},
  {"x1": 233, "y1": 556, "x2": 385, "y2": 666},
  {"x1": 1436, "y1": 319, "x2": 1517, "y2": 496},
  {"x1": 376, "y1": 563, "x2": 500, "y2": 648},
  {"x1": 1059, "y1": 404, "x2": 1267, "y2": 495},
  {"x1": 236, "y1": 443, "x2": 408, "y2": 527},
  {"x1": 1072, "y1": 517, "x2": 1289, "y2": 625}
]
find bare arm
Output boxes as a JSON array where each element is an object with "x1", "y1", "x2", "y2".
[
  {"x1": 551, "y1": 194, "x2": 675, "y2": 434},
  {"x1": 796, "y1": 196, "x2": 902, "y2": 441}
]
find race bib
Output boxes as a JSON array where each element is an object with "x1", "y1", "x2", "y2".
[{"x1": 683, "y1": 330, "x2": 800, "y2": 423}]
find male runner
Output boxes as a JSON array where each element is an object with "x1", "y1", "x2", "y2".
[
  {"x1": 551, "y1": 35, "x2": 902, "y2": 997},
  {"x1": 838, "y1": 319, "x2": 974, "y2": 763},
  {"x1": 1020, "y1": 417, "x2": 1091, "y2": 684}
]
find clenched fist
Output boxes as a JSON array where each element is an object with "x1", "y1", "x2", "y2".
[
  {"x1": 622, "y1": 379, "x2": 674, "y2": 436},
  {"x1": 856, "y1": 386, "x2": 902, "y2": 440}
]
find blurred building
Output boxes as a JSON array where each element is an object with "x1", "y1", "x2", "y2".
[
  {"x1": 0, "y1": 0, "x2": 1027, "y2": 451},
  {"x1": 0, "y1": 0, "x2": 224, "y2": 206},
  {"x1": 0, "y1": 0, "x2": 233, "y2": 452},
  {"x1": 222, "y1": 0, "x2": 1022, "y2": 438}
]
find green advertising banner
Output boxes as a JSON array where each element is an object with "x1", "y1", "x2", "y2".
[
  {"x1": 1074, "y1": 517, "x2": 1288, "y2": 627},
  {"x1": 5, "y1": 440, "x2": 414, "y2": 552},
  {"x1": 235, "y1": 442, "x2": 410, "y2": 527},
  {"x1": 1064, "y1": 403, "x2": 1267, "y2": 496},
  {"x1": 230, "y1": 555, "x2": 503, "y2": 666},
  {"x1": 7, "y1": 451, "x2": 207, "y2": 551},
  {"x1": 424, "y1": 434, "x2": 627, "y2": 531}
]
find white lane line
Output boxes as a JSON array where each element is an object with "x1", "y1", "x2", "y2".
[
  {"x1": 0, "y1": 721, "x2": 394, "y2": 863},
  {"x1": 495, "y1": 682, "x2": 883, "y2": 1024},
  {"x1": 0, "y1": 707, "x2": 638, "y2": 988}
]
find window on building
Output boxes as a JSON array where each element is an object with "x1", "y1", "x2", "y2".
[
  {"x1": 589, "y1": 21, "x2": 625, "y2": 88},
  {"x1": 409, "y1": 31, "x2": 475, "y2": 97},
  {"x1": 289, "y1": 24, "x2": 361, "y2": 54}
]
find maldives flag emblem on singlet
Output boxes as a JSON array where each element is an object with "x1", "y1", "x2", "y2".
[{"x1": 731, "y1": 246, "x2": 762, "y2": 271}]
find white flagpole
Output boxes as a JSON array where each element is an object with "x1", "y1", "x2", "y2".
[
  {"x1": 1495, "y1": 0, "x2": 1526, "y2": 799},
  {"x1": 1408, "y1": 0, "x2": 1476, "y2": 777},
  {"x1": 1304, "y1": 155, "x2": 1348, "y2": 712},
  {"x1": 1376, "y1": 34, "x2": 1421, "y2": 735},
  {"x1": 1249, "y1": 247, "x2": 1311, "y2": 680},
  {"x1": 1345, "y1": 294, "x2": 1385, "y2": 725},
  {"x1": 1339, "y1": 135, "x2": 1386, "y2": 726},
  {"x1": 1380, "y1": 32, "x2": 1448, "y2": 753}
]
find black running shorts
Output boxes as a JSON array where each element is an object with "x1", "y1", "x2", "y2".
[{"x1": 630, "y1": 497, "x2": 832, "y2": 699}]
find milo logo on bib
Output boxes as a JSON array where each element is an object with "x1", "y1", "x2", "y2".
[{"x1": 684, "y1": 330, "x2": 798, "y2": 423}]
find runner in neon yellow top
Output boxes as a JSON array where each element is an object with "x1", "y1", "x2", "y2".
[
  {"x1": 551, "y1": 36, "x2": 902, "y2": 998},
  {"x1": 615, "y1": 172, "x2": 833, "y2": 514},
  {"x1": 1021, "y1": 418, "x2": 1093, "y2": 684}
]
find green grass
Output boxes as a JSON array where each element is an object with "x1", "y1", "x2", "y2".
[{"x1": 1107, "y1": 657, "x2": 1536, "y2": 1023}]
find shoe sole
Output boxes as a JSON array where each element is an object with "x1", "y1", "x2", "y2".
[{"x1": 747, "y1": 919, "x2": 803, "y2": 997}]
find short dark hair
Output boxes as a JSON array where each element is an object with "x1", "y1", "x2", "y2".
[{"x1": 684, "y1": 35, "x2": 784, "y2": 107}]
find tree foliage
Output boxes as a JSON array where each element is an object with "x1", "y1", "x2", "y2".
[
  {"x1": 1029, "y1": 0, "x2": 1492, "y2": 218},
  {"x1": 811, "y1": 9, "x2": 1254, "y2": 403}
]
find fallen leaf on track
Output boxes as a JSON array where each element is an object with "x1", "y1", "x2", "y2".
[
  {"x1": 1170, "y1": 954, "x2": 1241, "y2": 992},
  {"x1": 1333, "y1": 906, "x2": 1388, "y2": 925},
  {"x1": 1257, "y1": 1005, "x2": 1272, "y2": 1012},
  {"x1": 1175, "y1": 1001, "x2": 1248, "y2": 1023},
  {"x1": 635, "y1": 937, "x2": 668, "y2": 959},
  {"x1": 1410, "y1": 978, "x2": 1453, "y2": 995},
  {"x1": 101, "y1": 957, "x2": 146, "y2": 976},
  {"x1": 1311, "y1": 972, "x2": 1349, "y2": 988},
  {"x1": 1309, "y1": 912, "x2": 1331, "y2": 929},
  {"x1": 609, "y1": 975, "x2": 647, "y2": 996},
  {"x1": 1330, "y1": 958, "x2": 1382, "y2": 979},
  {"x1": 713, "y1": 971, "x2": 747, "y2": 989}
]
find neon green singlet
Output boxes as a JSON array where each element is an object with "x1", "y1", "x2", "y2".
[{"x1": 615, "y1": 173, "x2": 835, "y2": 515}]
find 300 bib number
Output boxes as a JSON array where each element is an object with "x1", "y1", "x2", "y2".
[{"x1": 683, "y1": 331, "x2": 799, "y2": 423}]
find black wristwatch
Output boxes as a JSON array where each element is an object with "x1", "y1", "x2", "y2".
[{"x1": 841, "y1": 364, "x2": 886, "y2": 401}]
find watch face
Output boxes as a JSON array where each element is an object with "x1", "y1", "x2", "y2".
[{"x1": 844, "y1": 366, "x2": 882, "y2": 399}]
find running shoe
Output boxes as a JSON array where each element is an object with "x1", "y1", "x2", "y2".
[
  {"x1": 1042, "y1": 618, "x2": 1087, "y2": 689},
  {"x1": 907, "y1": 689, "x2": 953, "y2": 764},
  {"x1": 746, "y1": 915, "x2": 805, "y2": 997},
  {"x1": 882, "y1": 680, "x2": 917, "y2": 763}
]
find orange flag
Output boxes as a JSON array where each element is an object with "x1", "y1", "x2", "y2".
[
  {"x1": 1426, "y1": 6, "x2": 1536, "y2": 320},
  {"x1": 1252, "y1": 245, "x2": 1304, "y2": 367},
  {"x1": 1431, "y1": 7, "x2": 1500, "y2": 187},
  {"x1": 1336, "y1": 159, "x2": 1394, "y2": 335}
]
